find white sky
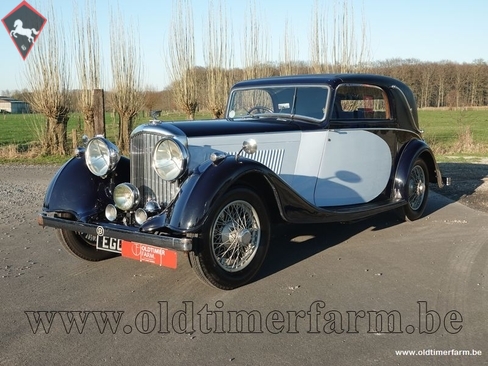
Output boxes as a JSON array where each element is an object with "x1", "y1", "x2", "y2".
[{"x1": 1, "y1": 0, "x2": 487, "y2": 92}]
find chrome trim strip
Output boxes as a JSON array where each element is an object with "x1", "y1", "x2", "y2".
[{"x1": 328, "y1": 126, "x2": 422, "y2": 137}]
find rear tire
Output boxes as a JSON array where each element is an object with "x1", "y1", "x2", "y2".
[
  {"x1": 56, "y1": 229, "x2": 117, "y2": 261},
  {"x1": 403, "y1": 159, "x2": 429, "y2": 221},
  {"x1": 189, "y1": 187, "x2": 270, "y2": 290}
]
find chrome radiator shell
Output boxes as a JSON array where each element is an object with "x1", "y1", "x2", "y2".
[{"x1": 130, "y1": 130, "x2": 180, "y2": 207}]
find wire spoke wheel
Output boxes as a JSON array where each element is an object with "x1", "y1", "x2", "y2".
[
  {"x1": 404, "y1": 159, "x2": 429, "y2": 221},
  {"x1": 77, "y1": 232, "x2": 97, "y2": 246},
  {"x1": 408, "y1": 165, "x2": 426, "y2": 211},
  {"x1": 211, "y1": 200, "x2": 261, "y2": 272},
  {"x1": 189, "y1": 187, "x2": 270, "y2": 290}
]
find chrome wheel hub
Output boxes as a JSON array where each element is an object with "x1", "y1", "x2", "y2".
[
  {"x1": 221, "y1": 225, "x2": 252, "y2": 246},
  {"x1": 408, "y1": 165, "x2": 426, "y2": 211}
]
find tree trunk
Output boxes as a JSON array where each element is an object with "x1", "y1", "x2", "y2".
[
  {"x1": 83, "y1": 106, "x2": 95, "y2": 138},
  {"x1": 117, "y1": 112, "x2": 134, "y2": 155},
  {"x1": 43, "y1": 116, "x2": 68, "y2": 155},
  {"x1": 92, "y1": 89, "x2": 106, "y2": 136}
]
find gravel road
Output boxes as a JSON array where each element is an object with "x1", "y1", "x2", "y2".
[
  {"x1": 0, "y1": 165, "x2": 59, "y2": 243},
  {"x1": 1, "y1": 163, "x2": 487, "y2": 366},
  {"x1": 433, "y1": 161, "x2": 488, "y2": 214}
]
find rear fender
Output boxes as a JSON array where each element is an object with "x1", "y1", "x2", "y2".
[
  {"x1": 393, "y1": 139, "x2": 444, "y2": 200},
  {"x1": 43, "y1": 156, "x2": 130, "y2": 221}
]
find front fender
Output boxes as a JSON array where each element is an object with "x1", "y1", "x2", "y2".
[
  {"x1": 43, "y1": 156, "x2": 130, "y2": 221},
  {"x1": 393, "y1": 139, "x2": 444, "y2": 200},
  {"x1": 141, "y1": 156, "x2": 277, "y2": 234}
]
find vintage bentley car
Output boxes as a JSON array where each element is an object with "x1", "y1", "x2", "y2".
[{"x1": 38, "y1": 74, "x2": 449, "y2": 290}]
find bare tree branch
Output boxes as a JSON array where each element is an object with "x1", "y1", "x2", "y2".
[
  {"x1": 167, "y1": 0, "x2": 198, "y2": 120},
  {"x1": 73, "y1": 0, "x2": 102, "y2": 137},
  {"x1": 109, "y1": 7, "x2": 145, "y2": 153},
  {"x1": 203, "y1": 0, "x2": 233, "y2": 118},
  {"x1": 310, "y1": 0, "x2": 370, "y2": 73},
  {"x1": 241, "y1": 0, "x2": 273, "y2": 80},
  {"x1": 279, "y1": 18, "x2": 299, "y2": 76},
  {"x1": 24, "y1": 3, "x2": 71, "y2": 155}
]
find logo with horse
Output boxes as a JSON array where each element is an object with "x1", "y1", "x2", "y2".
[{"x1": 2, "y1": 1, "x2": 47, "y2": 60}]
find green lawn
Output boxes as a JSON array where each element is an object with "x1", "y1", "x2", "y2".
[
  {"x1": 419, "y1": 109, "x2": 488, "y2": 150},
  {"x1": 0, "y1": 111, "x2": 212, "y2": 147},
  {"x1": 0, "y1": 109, "x2": 487, "y2": 163}
]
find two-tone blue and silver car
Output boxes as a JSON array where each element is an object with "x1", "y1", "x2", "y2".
[{"x1": 38, "y1": 74, "x2": 450, "y2": 290}]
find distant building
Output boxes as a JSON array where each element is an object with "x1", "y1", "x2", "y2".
[{"x1": 0, "y1": 96, "x2": 31, "y2": 114}]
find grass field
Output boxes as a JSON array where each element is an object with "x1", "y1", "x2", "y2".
[
  {"x1": 419, "y1": 109, "x2": 488, "y2": 156},
  {"x1": 0, "y1": 111, "x2": 212, "y2": 163},
  {"x1": 0, "y1": 109, "x2": 487, "y2": 163},
  {"x1": 0, "y1": 111, "x2": 213, "y2": 147}
]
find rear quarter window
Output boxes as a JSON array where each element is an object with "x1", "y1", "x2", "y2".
[{"x1": 332, "y1": 84, "x2": 390, "y2": 120}]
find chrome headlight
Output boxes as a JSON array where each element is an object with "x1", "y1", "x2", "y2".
[
  {"x1": 113, "y1": 183, "x2": 140, "y2": 211},
  {"x1": 153, "y1": 138, "x2": 188, "y2": 181},
  {"x1": 85, "y1": 137, "x2": 120, "y2": 177}
]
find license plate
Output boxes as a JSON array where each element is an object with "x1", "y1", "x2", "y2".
[
  {"x1": 96, "y1": 235, "x2": 122, "y2": 253},
  {"x1": 96, "y1": 235, "x2": 177, "y2": 269}
]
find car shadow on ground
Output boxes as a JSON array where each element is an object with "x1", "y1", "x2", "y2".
[{"x1": 254, "y1": 188, "x2": 453, "y2": 284}]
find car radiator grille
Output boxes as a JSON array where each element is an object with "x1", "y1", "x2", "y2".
[{"x1": 130, "y1": 132, "x2": 180, "y2": 207}]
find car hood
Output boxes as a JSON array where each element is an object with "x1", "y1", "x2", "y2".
[{"x1": 164, "y1": 118, "x2": 311, "y2": 138}]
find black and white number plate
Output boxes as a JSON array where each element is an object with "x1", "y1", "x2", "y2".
[{"x1": 96, "y1": 235, "x2": 122, "y2": 253}]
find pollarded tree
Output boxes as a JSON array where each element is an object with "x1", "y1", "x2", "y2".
[
  {"x1": 167, "y1": 0, "x2": 198, "y2": 120},
  {"x1": 24, "y1": 4, "x2": 71, "y2": 155},
  {"x1": 279, "y1": 18, "x2": 299, "y2": 76},
  {"x1": 109, "y1": 10, "x2": 145, "y2": 153},
  {"x1": 203, "y1": 0, "x2": 233, "y2": 118},
  {"x1": 310, "y1": 0, "x2": 370, "y2": 73},
  {"x1": 241, "y1": 0, "x2": 273, "y2": 80},
  {"x1": 310, "y1": 0, "x2": 330, "y2": 73},
  {"x1": 73, "y1": 0, "x2": 102, "y2": 138}
]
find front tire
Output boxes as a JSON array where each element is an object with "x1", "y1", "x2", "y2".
[
  {"x1": 189, "y1": 187, "x2": 270, "y2": 290},
  {"x1": 403, "y1": 159, "x2": 429, "y2": 221},
  {"x1": 56, "y1": 229, "x2": 117, "y2": 261}
]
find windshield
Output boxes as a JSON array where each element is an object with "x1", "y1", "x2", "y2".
[{"x1": 227, "y1": 85, "x2": 330, "y2": 122}]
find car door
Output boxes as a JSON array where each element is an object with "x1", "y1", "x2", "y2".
[{"x1": 314, "y1": 84, "x2": 394, "y2": 207}]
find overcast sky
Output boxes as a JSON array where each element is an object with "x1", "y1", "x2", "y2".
[{"x1": 1, "y1": 0, "x2": 487, "y2": 92}]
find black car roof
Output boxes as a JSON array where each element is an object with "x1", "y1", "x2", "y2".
[
  {"x1": 231, "y1": 73, "x2": 420, "y2": 132},
  {"x1": 232, "y1": 73, "x2": 410, "y2": 94}
]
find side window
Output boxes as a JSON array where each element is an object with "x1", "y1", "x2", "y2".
[
  {"x1": 294, "y1": 87, "x2": 328, "y2": 120},
  {"x1": 332, "y1": 84, "x2": 390, "y2": 120}
]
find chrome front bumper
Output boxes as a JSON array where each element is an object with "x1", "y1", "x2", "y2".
[{"x1": 37, "y1": 213, "x2": 193, "y2": 252}]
